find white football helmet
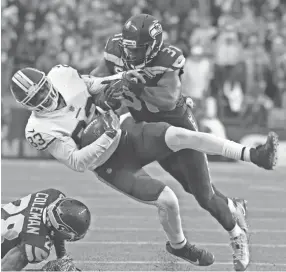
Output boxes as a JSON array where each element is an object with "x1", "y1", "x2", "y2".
[{"x1": 10, "y1": 67, "x2": 59, "y2": 113}]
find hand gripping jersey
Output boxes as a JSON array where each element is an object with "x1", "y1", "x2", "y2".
[
  {"x1": 25, "y1": 65, "x2": 121, "y2": 171},
  {"x1": 104, "y1": 34, "x2": 185, "y2": 119},
  {"x1": 1, "y1": 188, "x2": 65, "y2": 263}
]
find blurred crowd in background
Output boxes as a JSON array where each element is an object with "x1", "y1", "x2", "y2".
[{"x1": 2, "y1": 0, "x2": 286, "y2": 153}]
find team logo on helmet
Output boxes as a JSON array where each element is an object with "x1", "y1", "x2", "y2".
[{"x1": 149, "y1": 20, "x2": 162, "y2": 39}]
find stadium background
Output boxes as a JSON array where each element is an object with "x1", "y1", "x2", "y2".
[
  {"x1": 1, "y1": 0, "x2": 286, "y2": 161},
  {"x1": 2, "y1": 1, "x2": 286, "y2": 271}
]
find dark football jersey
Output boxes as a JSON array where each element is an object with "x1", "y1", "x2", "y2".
[
  {"x1": 1, "y1": 188, "x2": 65, "y2": 263},
  {"x1": 104, "y1": 33, "x2": 185, "y2": 121}
]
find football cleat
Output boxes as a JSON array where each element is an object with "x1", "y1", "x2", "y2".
[
  {"x1": 166, "y1": 240, "x2": 215, "y2": 266},
  {"x1": 250, "y1": 131, "x2": 279, "y2": 170},
  {"x1": 232, "y1": 198, "x2": 249, "y2": 235},
  {"x1": 230, "y1": 232, "x2": 250, "y2": 271}
]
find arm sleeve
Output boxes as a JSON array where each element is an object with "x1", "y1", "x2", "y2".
[
  {"x1": 54, "y1": 239, "x2": 66, "y2": 259},
  {"x1": 45, "y1": 130, "x2": 121, "y2": 172}
]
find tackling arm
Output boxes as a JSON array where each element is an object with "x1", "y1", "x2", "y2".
[
  {"x1": 140, "y1": 70, "x2": 181, "y2": 111},
  {"x1": 90, "y1": 58, "x2": 113, "y2": 77},
  {"x1": 1, "y1": 244, "x2": 28, "y2": 271}
]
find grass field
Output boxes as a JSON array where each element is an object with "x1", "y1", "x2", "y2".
[{"x1": 2, "y1": 160, "x2": 286, "y2": 271}]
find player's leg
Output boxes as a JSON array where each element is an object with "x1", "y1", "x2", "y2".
[
  {"x1": 121, "y1": 111, "x2": 248, "y2": 233},
  {"x1": 95, "y1": 142, "x2": 214, "y2": 266},
  {"x1": 164, "y1": 126, "x2": 278, "y2": 170},
  {"x1": 157, "y1": 106, "x2": 249, "y2": 271}
]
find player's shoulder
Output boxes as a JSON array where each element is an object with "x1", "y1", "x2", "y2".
[
  {"x1": 36, "y1": 188, "x2": 66, "y2": 203},
  {"x1": 105, "y1": 33, "x2": 122, "y2": 56},
  {"x1": 24, "y1": 235, "x2": 53, "y2": 263},
  {"x1": 154, "y1": 43, "x2": 185, "y2": 71},
  {"x1": 48, "y1": 64, "x2": 78, "y2": 78},
  {"x1": 48, "y1": 64, "x2": 81, "y2": 84},
  {"x1": 104, "y1": 34, "x2": 124, "y2": 65}
]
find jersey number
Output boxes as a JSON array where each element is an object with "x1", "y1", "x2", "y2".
[
  {"x1": 123, "y1": 89, "x2": 159, "y2": 113},
  {"x1": 27, "y1": 133, "x2": 46, "y2": 148},
  {"x1": 162, "y1": 47, "x2": 177, "y2": 57},
  {"x1": 71, "y1": 97, "x2": 96, "y2": 146},
  {"x1": 1, "y1": 194, "x2": 31, "y2": 243}
]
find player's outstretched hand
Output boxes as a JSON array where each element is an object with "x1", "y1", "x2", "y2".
[
  {"x1": 41, "y1": 255, "x2": 80, "y2": 271},
  {"x1": 122, "y1": 70, "x2": 146, "y2": 96}
]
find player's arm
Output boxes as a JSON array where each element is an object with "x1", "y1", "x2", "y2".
[
  {"x1": 90, "y1": 57, "x2": 113, "y2": 77},
  {"x1": 54, "y1": 238, "x2": 66, "y2": 258},
  {"x1": 90, "y1": 36, "x2": 120, "y2": 77},
  {"x1": 26, "y1": 130, "x2": 120, "y2": 172},
  {"x1": 140, "y1": 70, "x2": 182, "y2": 111},
  {"x1": 1, "y1": 244, "x2": 28, "y2": 271}
]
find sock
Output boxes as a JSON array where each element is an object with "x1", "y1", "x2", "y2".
[
  {"x1": 157, "y1": 188, "x2": 186, "y2": 246},
  {"x1": 170, "y1": 238, "x2": 187, "y2": 249},
  {"x1": 228, "y1": 223, "x2": 243, "y2": 238},
  {"x1": 227, "y1": 198, "x2": 236, "y2": 214},
  {"x1": 241, "y1": 147, "x2": 252, "y2": 162},
  {"x1": 222, "y1": 141, "x2": 253, "y2": 162}
]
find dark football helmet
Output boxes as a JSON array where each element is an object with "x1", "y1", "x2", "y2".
[
  {"x1": 10, "y1": 67, "x2": 59, "y2": 113},
  {"x1": 120, "y1": 14, "x2": 163, "y2": 68},
  {"x1": 47, "y1": 197, "x2": 91, "y2": 242}
]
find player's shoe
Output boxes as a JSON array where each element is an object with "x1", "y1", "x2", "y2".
[
  {"x1": 250, "y1": 131, "x2": 279, "y2": 170},
  {"x1": 166, "y1": 240, "x2": 215, "y2": 266},
  {"x1": 232, "y1": 198, "x2": 248, "y2": 235},
  {"x1": 230, "y1": 231, "x2": 250, "y2": 271}
]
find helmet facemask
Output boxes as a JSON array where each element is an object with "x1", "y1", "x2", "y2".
[
  {"x1": 120, "y1": 33, "x2": 163, "y2": 68},
  {"x1": 12, "y1": 70, "x2": 59, "y2": 113}
]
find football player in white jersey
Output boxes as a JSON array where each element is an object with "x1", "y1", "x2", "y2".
[{"x1": 10, "y1": 65, "x2": 278, "y2": 268}]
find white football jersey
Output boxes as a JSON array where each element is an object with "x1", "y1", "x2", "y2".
[{"x1": 25, "y1": 65, "x2": 121, "y2": 172}]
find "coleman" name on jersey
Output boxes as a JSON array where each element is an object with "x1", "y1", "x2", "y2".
[{"x1": 26, "y1": 193, "x2": 49, "y2": 235}]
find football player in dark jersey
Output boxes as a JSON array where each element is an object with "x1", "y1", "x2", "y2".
[
  {"x1": 1, "y1": 188, "x2": 91, "y2": 271},
  {"x1": 90, "y1": 13, "x2": 278, "y2": 271}
]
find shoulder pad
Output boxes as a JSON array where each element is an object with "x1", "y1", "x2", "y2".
[
  {"x1": 48, "y1": 64, "x2": 80, "y2": 79},
  {"x1": 25, "y1": 125, "x2": 56, "y2": 151},
  {"x1": 25, "y1": 244, "x2": 50, "y2": 264},
  {"x1": 38, "y1": 188, "x2": 66, "y2": 200},
  {"x1": 156, "y1": 44, "x2": 185, "y2": 71},
  {"x1": 104, "y1": 34, "x2": 124, "y2": 66}
]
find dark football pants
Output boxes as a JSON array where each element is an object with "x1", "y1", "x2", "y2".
[
  {"x1": 147, "y1": 102, "x2": 235, "y2": 231},
  {"x1": 95, "y1": 121, "x2": 172, "y2": 203}
]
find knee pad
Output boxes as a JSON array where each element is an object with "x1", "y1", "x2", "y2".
[{"x1": 156, "y1": 186, "x2": 179, "y2": 213}]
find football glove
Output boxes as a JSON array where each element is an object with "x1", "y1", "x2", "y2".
[
  {"x1": 185, "y1": 96, "x2": 195, "y2": 109},
  {"x1": 95, "y1": 79, "x2": 123, "y2": 110},
  {"x1": 41, "y1": 255, "x2": 80, "y2": 271},
  {"x1": 121, "y1": 70, "x2": 146, "y2": 96}
]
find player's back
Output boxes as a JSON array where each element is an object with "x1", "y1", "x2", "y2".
[
  {"x1": 25, "y1": 65, "x2": 97, "y2": 149},
  {"x1": 1, "y1": 188, "x2": 64, "y2": 262}
]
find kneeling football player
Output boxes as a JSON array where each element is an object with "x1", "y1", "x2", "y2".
[
  {"x1": 10, "y1": 66, "x2": 278, "y2": 268},
  {"x1": 1, "y1": 188, "x2": 91, "y2": 271}
]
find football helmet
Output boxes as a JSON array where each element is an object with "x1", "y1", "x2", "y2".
[
  {"x1": 120, "y1": 14, "x2": 163, "y2": 68},
  {"x1": 10, "y1": 67, "x2": 59, "y2": 113},
  {"x1": 47, "y1": 197, "x2": 91, "y2": 242}
]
